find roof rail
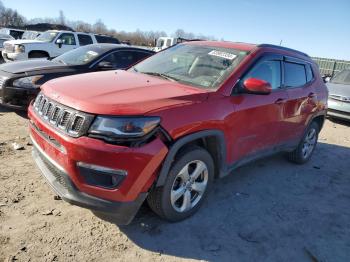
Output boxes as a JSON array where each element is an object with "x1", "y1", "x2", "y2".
[{"x1": 258, "y1": 44, "x2": 309, "y2": 57}]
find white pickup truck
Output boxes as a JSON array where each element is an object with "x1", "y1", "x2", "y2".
[{"x1": 2, "y1": 30, "x2": 120, "y2": 62}]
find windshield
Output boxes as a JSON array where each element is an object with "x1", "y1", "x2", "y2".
[
  {"x1": 36, "y1": 31, "x2": 58, "y2": 42},
  {"x1": 132, "y1": 44, "x2": 248, "y2": 90},
  {"x1": 52, "y1": 45, "x2": 104, "y2": 66},
  {"x1": 331, "y1": 69, "x2": 350, "y2": 85},
  {"x1": 0, "y1": 33, "x2": 13, "y2": 39},
  {"x1": 22, "y1": 31, "x2": 39, "y2": 40}
]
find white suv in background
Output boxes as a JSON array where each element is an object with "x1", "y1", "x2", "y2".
[{"x1": 1, "y1": 30, "x2": 120, "y2": 62}]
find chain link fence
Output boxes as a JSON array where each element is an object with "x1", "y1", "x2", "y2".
[{"x1": 312, "y1": 57, "x2": 350, "y2": 77}]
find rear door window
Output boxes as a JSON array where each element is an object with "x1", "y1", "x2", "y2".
[
  {"x1": 284, "y1": 62, "x2": 307, "y2": 87},
  {"x1": 78, "y1": 34, "x2": 93, "y2": 46}
]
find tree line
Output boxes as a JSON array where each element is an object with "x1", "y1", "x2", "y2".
[{"x1": 0, "y1": 1, "x2": 217, "y2": 46}]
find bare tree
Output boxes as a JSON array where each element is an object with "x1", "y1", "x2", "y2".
[
  {"x1": 0, "y1": 0, "x2": 216, "y2": 46},
  {"x1": 59, "y1": 10, "x2": 65, "y2": 25},
  {"x1": 72, "y1": 21, "x2": 92, "y2": 33},
  {"x1": 93, "y1": 19, "x2": 107, "y2": 34}
]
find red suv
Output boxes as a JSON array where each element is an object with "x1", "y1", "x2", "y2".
[{"x1": 28, "y1": 41, "x2": 328, "y2": 224}]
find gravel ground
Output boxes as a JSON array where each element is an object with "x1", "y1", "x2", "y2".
[{"x1": 0, "y1": 106, "x2": 350, "y2": 262}]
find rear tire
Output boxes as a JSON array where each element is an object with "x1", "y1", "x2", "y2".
[
  {"x1": 287, "y1": 121, "x2": 319, "y2": 164},
  {"x1": 29, "y1": 52, "x2": 49, "y2": 59},
  {"x1": 147, "y1": 146, "x2": 214, "y2": 222}
]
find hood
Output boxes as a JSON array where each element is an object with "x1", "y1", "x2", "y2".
[
  {"x1": 327, "y1": 82, "x2": 350, "y2": 97},
  {"x1": 4, "y1": 39, "x2": 45, "y2": 45},
  {"x1": 42, "y1": 70, "x2": 209, "y2": 115},
  {"x1": 0, "y1": 59, "x2": 67, "y2": 74}
]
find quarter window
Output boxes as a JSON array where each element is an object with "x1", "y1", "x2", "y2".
[
  {"x1": 284, "y1": 62, "x2": 307, "y2": 87},
  {"x1": 305, "y1": 64, "x2": 314, "y2": 82},
  {"x1": 244, "y1": 60, "x2": 281, "y2": 89},
  {"x1": 78, "y1": 34, "x2": 93, "y2": 46},
  {"x1": 57, "y1": 33, "x2": 76, "y2": 45}
]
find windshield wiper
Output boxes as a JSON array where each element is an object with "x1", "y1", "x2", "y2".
[{"x1": 141, "y1": 71, "x2": 177, "y2": 82}]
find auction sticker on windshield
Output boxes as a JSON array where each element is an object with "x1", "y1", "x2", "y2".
[{"x1": 208, "y1": 50, "x2": 237, "y2": 60}]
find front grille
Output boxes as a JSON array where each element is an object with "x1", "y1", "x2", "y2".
[
  {"x1": 33, "y1": 92, "x2": 94, "y2": 137},
  {"x1": 36, "y1": 147, "x2": 68, "y2": 190},
  {"x1": 4, "y1": 43, "x2": 14, "y2": 53}
]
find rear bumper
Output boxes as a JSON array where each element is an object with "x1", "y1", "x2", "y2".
[
  {"x1": 32, "y1": 136, "x2": 148, "y2": 225},
  {"x1": 327, "y1": 109, "x2": 350, "y2": 121},
  {"x1": 327, "y1": 99, "x2": 350, "y2": 121}
]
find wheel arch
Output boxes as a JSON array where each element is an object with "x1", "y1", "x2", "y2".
[
  {"x1": 156, "y1": 129, "x2": 227, "y2": 187},
  {"x1": 312, "y1": 114, "x2": 326, "y2": 130}
]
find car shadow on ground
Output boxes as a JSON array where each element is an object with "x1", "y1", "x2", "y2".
[
  {"x1": 97, "y1": 142, "x2": 350, "y2": 262},
  {"x1": 0, "y1": 105, "x2": 28, "y2": 118},
  {"x1": 327, "y1": 117, "x2": 350, "y2": 127}
]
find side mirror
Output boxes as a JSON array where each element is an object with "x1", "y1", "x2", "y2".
[
  {"x1": 55, "y1": 39, "x2": 63, "y2": 48},
  {"x1": 243, "y1": 78, "x2": 272, "y2": 95},
  {"x1": 97, "y1": 61, "x2": 114, "y2": 70}
]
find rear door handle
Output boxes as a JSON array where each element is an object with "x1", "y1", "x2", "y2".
[
  {"x1": 274, "y1": 98, "x2": 286, "y2": 104},
  {"x1": 308, "y1": 92, "x2": 316, "y2": 98}
]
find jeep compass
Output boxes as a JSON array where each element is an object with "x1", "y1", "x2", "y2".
[{"x1": 28, "y1": 41, "x2": 328, "y2": 224}]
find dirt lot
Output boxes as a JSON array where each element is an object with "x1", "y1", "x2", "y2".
[{"x1": 0, "y1": 107, "x2": 350, "y2": 262}]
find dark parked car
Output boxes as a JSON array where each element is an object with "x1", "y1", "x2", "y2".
[
  {"x1": 0, "y1": 44, "x2": 154, "y2": 109},
  {"x1": 327, "y1": 69, "x2": 350, "y2": 121}
]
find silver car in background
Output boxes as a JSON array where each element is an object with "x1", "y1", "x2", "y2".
[{"x1": 327, "y1": 69, "x2": 350, "y2": 121}]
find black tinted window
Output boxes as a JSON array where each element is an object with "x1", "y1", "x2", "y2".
[
  {"x1": 101, "y1": 51, "x2": 138, "y2": 69},
  {"x1": 95, "y1": 35, "x2": 120, "y2": 44},
  {"x1": 244, "y1": 60, "x2": 281, "y2": 89},
  {"x1": 305, "y1": 64, "x2": 314, "y2": 82},
  {"x1": 133, "y1": 51, "x2": 152, "y2": 63},
  {"x1": 78, "y1": 34, "x2": 93, "y2": 46},
  {"x1": 10, "y1": 30, "x2": 24, "y2": 39},
  {"x1": 284, "y1": 62, "x2": 306, "y2": 87}
]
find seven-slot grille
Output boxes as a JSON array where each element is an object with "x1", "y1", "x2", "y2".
[{"x1": 33, "y1": 93, "x2": 94, "y2": 137}]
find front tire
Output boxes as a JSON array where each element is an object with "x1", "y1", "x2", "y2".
[
  {"x1": 287, "y1": 121, "x2": 319, "y2": 164},
  {"x1": 147, "y1": 146, "x2": 214, "y2": 222}
]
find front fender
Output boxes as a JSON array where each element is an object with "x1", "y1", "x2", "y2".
[{"x1": 155, "y1": 129, "x2": 227, "y2": 187}]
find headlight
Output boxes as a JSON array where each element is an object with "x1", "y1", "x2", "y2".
[
  {"x1": 89, "y1": 116, "x2": 161, "y2": 141},
  {"x1": 14, "y1": 44, "x2": 25, "y2": 53},
  {"x1": 13, "y1": 75, "x2": 44, "y2": 89}
]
